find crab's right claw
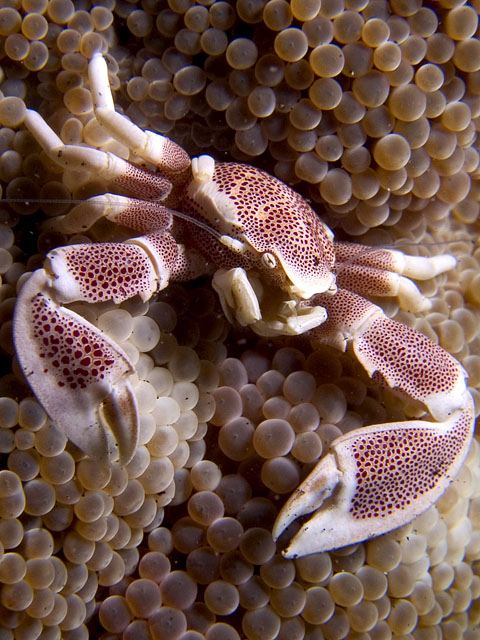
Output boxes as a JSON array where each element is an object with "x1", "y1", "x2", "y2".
[
  {"x1": 273, "y1": 393, "x2": 474, "y2": 558},
  {"x1": 13, "y1": 269, "x2": 138, "y2": 465}
]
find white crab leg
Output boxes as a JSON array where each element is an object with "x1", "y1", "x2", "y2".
[
  {"x1": 273, "y1": 289, "x2": 475, "y2": 557},
  {"x1": 89, "y1": 53, "x2": 190, "y2": 180},
  {"x1": 334, "y1": 242, "x2": 457, "y2": 312},
  {"x1": 13, "y1": 270, "x2": 138, "y2": 465},
  {"x1": 42, "y1": 194, "x2": 178, "y2": 235},
  {"x1": 24, "y1": 109, "x2": 172, "y2": 202},
  {"x1": 334, "y1": 242, "x2": 457, "y2": 280}
]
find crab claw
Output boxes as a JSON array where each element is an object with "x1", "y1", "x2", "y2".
[
  {"x1": 273, "y1": 394, "x2": 474, "y2": 557},
  {"x1": 13, "y1": 270, "x2": 138, "y2": 465},
  {"x1": 273, "y1": 288, "x2": 475, "y2": 557}
]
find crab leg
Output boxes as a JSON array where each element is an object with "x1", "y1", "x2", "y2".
[
  {"x1": 24, "y1": 110, "x2": 173, "y2": 202},
  {"x1": 42, "y1": 194, "x2": 178, "y2": 235},
  {"x1": 334, "y1": 242, "x2": 457, "y2": 312},
  {"x1": 273, "y1": 289, "x2": 474, "y2": 557},
  {"x1": 334, "y1": 241, "x2": 457, "y2": 279},
  {"x1": 89, "y1": 53, "x2": 190, "y2": 183}
]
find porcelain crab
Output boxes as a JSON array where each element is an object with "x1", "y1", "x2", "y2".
[{"x1": 13, "y1": 54, "x2": 474, "y2": 558}]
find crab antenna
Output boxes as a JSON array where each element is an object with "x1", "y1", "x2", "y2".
[{"x1": 165, "y1": 208, "x2": 223, "y2": 240}]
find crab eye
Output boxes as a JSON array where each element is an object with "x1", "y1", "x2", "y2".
[{"x1": 261, "y1": 252, "x2": 277, "y2": 269}]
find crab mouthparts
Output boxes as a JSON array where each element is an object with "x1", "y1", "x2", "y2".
[{"x1": 286, "y1": 274, "x2": 337, "y2": 301}]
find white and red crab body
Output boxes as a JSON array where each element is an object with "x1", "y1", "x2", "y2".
[{"x1": 13, "y1": 54, "x2": 475, "y2": 558}]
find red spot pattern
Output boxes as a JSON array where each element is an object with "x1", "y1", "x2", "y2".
[
  {"x1": 161, "y1": 139, "x2": 190, "y2": 174},
  {"x1": 359, "y1": 315, "x2": 460, "y2": 400},
  {"x1": 309, "y1": 289, "x2": 460, "y2": 401},
  {"x1": 31, "y1": 294, "x2": 120, "y2": 390},
  {"x1": 334, "y1": 242, "x2": 398, "y2": 271},
  {"x1": 308, "y1": 290, "x2": 373, "y2": 338},
  {"x1": 112, "y1": 201, "x2": 173, "y2": 235},
  {"x1": 142, "y1": 232, "x2": 180, "y2": 274},
  {"x1": 349, "y1": 414, "x2": 472, "y2": 519},
  {"x1": 113, "y1": 164, "x2": 172, "y2": 201},
  {"x1": 183, "y1": 163, "x2": 336, "y2": 290},
  {"x1": 335, "y1": 264, "x2": 394, "y2": 297},
  {"x1": 61, "y1": 242, "x2": 156, "y2": 303}
]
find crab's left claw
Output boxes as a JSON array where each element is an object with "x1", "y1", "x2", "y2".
[
  {"x1": 13, "y1": 270, "x2": 138, "y2": 465},
  {"x1": 273, "y1": 289, "x2": 475, "y2": 557}
]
